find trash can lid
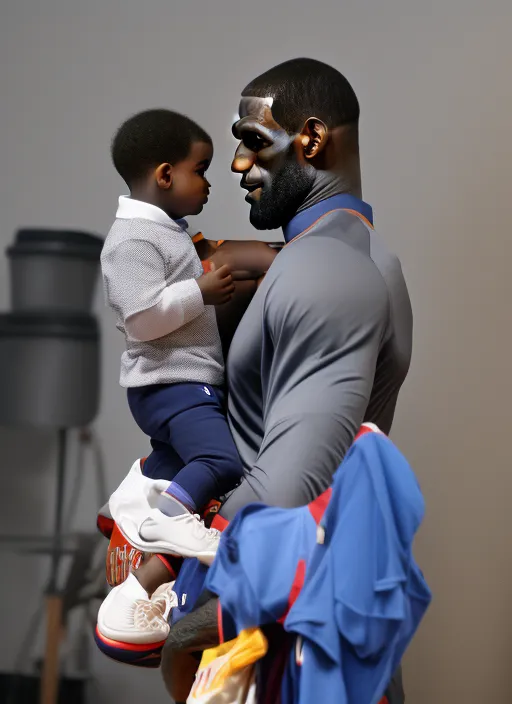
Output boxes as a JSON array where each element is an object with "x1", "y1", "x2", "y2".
[
  {"x1": 0, "y1": 312, "x2": 99, "y2": 340},
  {"x1": 7, "y1": 229, "x2": 104, "y2": 260}
]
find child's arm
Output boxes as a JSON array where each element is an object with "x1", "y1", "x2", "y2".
[
  {"x1": 193, "y1": 239, "x2": 281, "y2": 358},
  {"x1": 103, "y1": 240, "x2": 234, "y2": 343},
  {"x1": 204, "y1": 240, "x2": 279, "y2": 281}
]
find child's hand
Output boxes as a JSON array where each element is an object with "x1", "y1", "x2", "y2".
[{"x1": 197, "y1": 263, "x2": 235, "y2": 305}]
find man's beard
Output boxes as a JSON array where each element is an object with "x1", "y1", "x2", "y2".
[{"x1": 249, "y1": 159, "x2": 315, "y2": 231}]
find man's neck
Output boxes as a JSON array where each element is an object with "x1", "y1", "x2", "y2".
[{"x1": 296, "y1": 168, "x2": 362, "y2": 215}]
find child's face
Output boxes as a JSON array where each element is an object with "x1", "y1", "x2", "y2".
[{"x1": 168, "y1": 141, "x2": 213, "y2": 218}]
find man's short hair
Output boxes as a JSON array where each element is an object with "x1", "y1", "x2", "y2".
[
  {"x1": 242, "y1": 58, "x2": 360, "y2": 134},
  {"x1": 111, "y1": 109, "x2": 212, "y2": 186}
]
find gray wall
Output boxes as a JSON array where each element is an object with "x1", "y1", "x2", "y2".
[{"x1": 1, "y1": 1, "x2": 512, "y2": 702}]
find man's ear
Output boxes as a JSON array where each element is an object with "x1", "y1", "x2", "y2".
[
  {"x1": 155, "y1": 163, "x2": 173, "y2": 190},
  {"x1": 299, "y1": 118, "x2": 328, "y2": 159}
]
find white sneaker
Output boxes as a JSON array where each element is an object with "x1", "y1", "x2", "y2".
[
  {"x1": 139, "y1": 511, "x2": 221, "y2": 566},
  {"x1": 97, "y1": 573, "x2": 176, "y2": 645}
]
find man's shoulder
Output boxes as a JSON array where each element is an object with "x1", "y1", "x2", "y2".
[{"x1": 269, "y1": 232, "x2": 387, "y2": 301}]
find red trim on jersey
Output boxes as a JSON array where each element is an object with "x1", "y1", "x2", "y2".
[
  {"x1": 307, "y1": 488, "x2": 332, "y2": 525},
  {"x1": 217, "y1": 600, "x2": 225, "y2": 644},
  {"x1": 355, "y1": 423, "x2": 383, "y2": 440},
  {"x1": 278, "y1": 559, "x2": 307, "y2": 625}
]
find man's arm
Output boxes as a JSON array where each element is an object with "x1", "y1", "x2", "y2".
[
  {"x1": 161, "y1": 596, "x2": 220, "y2": 702},
  {"x1": 222, "y1": 238, "x2": 390, "y2": 518},
  {"x1": 165, "y1": 596, "x2": 220, "y2": 653},
  {"x1": 209, "y1": 240, "x2": 278, "y2": 281},
  {"x1": 208, "y1": 241, "x2": 278, "y2": 356}
]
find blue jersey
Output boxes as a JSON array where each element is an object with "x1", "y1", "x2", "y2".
[
  {"x1": 284, "y1": 433, "x2": 431, "y2": 704},
  {"x1": 170, "y1": 558, "x2": 209, "y2": 626},
  {"x1": 206, "y1": 497, "x2": 328, "y2": 639},
  {"x1": 170, "y1": 491, "x2": 329, "y2": 630},
  {"x1": 205, "y1": 432, "x2": 431, "y2": 704}
]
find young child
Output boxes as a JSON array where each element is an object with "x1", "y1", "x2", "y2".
[{"x1": 101, "y1": 109, "x2": 276, "y2": 565}]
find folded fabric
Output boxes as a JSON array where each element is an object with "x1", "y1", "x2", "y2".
[{"x1": 187, "y1": 628, "x2": 267, "y2": 704}]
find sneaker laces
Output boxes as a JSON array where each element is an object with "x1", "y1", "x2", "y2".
[
  {"x1": 133, "y1": 598, "x2": 170, "y2": 633},
  {"x1": 151, "y1": 582, "x2": 178, "y2": 618},
  {"x1": 190, "y1": 513, "x2": 221, "y2": 548}
]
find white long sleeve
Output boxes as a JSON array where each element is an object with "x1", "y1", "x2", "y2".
[{"x1": 125, "y1": 278, "x2": 205, "y2": 342}]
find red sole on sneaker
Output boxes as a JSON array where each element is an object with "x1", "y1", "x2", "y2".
[
  {"x1": 94, "y1": 626, "x2": 165, "y2": 668},
  {"x1": 106, "y1": 523, "x2": 144, "y2": 587}
]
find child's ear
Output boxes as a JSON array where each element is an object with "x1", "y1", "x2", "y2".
[{"x1": 155, "y1": 163, "x2": 173, "y2": 190}]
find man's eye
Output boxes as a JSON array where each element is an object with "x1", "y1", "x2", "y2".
[{"x1": 242, "y1": 133, "x2": 270, "y2": 152}]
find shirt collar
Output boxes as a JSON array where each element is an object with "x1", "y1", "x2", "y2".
[
  {"x1": 283, "y1": 194, "x2": 374, "y2": 244},
  {"x1": 116, "y1": 196, "x2": 191, "y2": 235}
]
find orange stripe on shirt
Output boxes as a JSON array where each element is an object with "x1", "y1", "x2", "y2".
[{"x1": 286, "y1": 207, "x2": 374, "y2": 247}]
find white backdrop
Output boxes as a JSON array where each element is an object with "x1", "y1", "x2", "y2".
[{"x1": 1, "y1": 1, "x2": 512, "y2": 701}]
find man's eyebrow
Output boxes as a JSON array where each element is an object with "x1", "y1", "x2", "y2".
[{"x1": 195, "y1": 158, "x2": 210, "y2": 167}]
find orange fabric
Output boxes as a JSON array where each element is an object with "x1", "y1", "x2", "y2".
[
  {"x1": 192, "y1": 232, "x2": 204, "y2": 243},
  {"x1": 202, "y1": 259, "x2": 212, "y2": 273}
]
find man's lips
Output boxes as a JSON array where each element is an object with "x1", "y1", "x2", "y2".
[{"x1": 242, "y1": 183, "x2": 263, "y2": 202}]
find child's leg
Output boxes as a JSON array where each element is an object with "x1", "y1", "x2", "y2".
[
  {"x1": 128, "y1": 383, "x2": 243, "y2": 513},
  {"x1": 161, "y1": 384, "x2": 243, "y2": 513},
  {"x1": 142, "y1": 438, "x2": 184, "y2": 481}
]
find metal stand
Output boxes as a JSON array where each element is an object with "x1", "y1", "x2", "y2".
[
  {"x1": 0, "y1": 427, "x2": 106, "y2": 704},
  {"x1": 40, "y1": 429, "x2": 67, "y2": 704}
]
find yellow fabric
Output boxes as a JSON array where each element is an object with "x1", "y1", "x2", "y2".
[{"x1": 187, "y1": 628, "x2": 267, "y2": 703}]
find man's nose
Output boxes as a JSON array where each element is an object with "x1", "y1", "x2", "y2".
[{"x1": 231, "y1": 144, "x2": 254, "y2": 174}]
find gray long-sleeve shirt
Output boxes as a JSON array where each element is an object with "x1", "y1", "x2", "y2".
[{"x1": 221, "y1": 207, "x2": 412, "y2": 520}]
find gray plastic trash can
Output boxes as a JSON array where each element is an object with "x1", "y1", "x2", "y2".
[
  {"x1": 0, "y1": 313, "x2": 100, "y2": 428},
  {"x1": 7, "y1": 229, "x2": 103, "y2": 314}
]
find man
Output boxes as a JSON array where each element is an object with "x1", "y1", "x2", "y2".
[{"x1": 160, "y1": 57, "x2": 412, "y2": 703}]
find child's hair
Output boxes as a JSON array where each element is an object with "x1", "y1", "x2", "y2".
[{"x1": 111, "y1": 109, "x2": 212, "y2": 187}]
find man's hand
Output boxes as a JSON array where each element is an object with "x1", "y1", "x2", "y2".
[
  {"x1": 197, "y1": 263, "x2": 235, "y2": 305},
  {"x1": 161, "y1": 597, "x2": 220, "y2": 701}
]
